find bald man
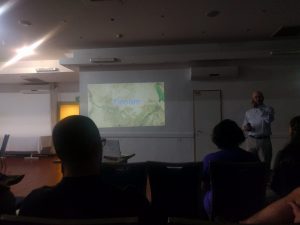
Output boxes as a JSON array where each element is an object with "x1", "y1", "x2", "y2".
[{"x1": 243, "y1": 91, "x2": 274, "y2": 168}]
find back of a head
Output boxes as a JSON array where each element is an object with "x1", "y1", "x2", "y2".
[
  {"x1": 212, "y1": 119, "x2": 245, "y2": 149},
  {"x1": 53, "y1": 115, "x2": 102, "y2": 165}
]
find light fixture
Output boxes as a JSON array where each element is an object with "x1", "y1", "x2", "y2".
[
  {"x1": 90, "y1": 58, "x2": 120, "y2": 63},
  {"x1": 270, "y1": 50, "x2": 300, "y2": 56},
  {"x1": 205, "y1": 10, "x2": 221, "y2": 18},
  {"x1": 18, "y1": 19, "x2": 32, "y2": 26},
  {"x1": 36, "y1": 67, "x2": 59, "y2": 73}
]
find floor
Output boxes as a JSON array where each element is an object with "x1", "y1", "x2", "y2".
[{"x1": 3, "y1": 156, "x2": 62, "y2": 197}]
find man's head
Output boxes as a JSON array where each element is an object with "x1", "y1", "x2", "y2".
[
  {"x1": 52, "y1": 115, "x2": 102, "y2": 175},
  {"x1": 251, "y1": 91, "x2": 264, "y2": 107}
]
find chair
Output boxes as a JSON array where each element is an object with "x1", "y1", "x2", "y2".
[
  {"x1": 0, "y1": 134, "x2": 10, "y2": 158},
  {"x1": 38, "y1": 136, "x2": 53, "y2": 155},
  {"x1": 209, "y1": 161, "x2": 268, "y2": 222},
  {"x1": 147, "y1": 161, "x2": 206, "y2": 220},
  {"x1": 100, "y1": 163, "x2": 148, "y2": 197},
  {"x1": 271, "y1": 162, "x2": 300, "y2": 197},
  {"x1": 0, "y1": 215, "x2": 138, "y2": 225}
]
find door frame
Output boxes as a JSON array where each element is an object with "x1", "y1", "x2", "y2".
[{"x1": 193, "y1": 89, "x2": 223, "y2": 161}]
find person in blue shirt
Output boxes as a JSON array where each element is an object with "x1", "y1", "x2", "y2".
[{"x1": 203, "y1": 119, "x2": 259, "y2": 217}]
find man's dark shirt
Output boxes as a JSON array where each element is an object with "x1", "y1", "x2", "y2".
[{"x1": 19, "y1": 175, "x2": 151, "y2": 222}]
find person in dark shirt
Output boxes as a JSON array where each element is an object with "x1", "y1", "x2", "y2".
[
  {"x1": 0, "y1": 184, "x2": 15, "y2": 215},
  {"x1": 202, "y1": 119, "x2": 259, "y2": 217},
  {"x1": 271, "y1": 116, "x2": 300, "y2": 196},
  {"x1": 19, "y1": 115, "x2": 151, "y2": 223}
]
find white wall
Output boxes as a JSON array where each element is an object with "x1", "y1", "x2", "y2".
[
  {"x1": 79, "y1": 59, "x2": 300, "y2": 166},
  {"x1": 80, "y1": 68, "x2": 194, "y2": 162},
  {"x1": 0, "y1": 83, "x2": 79, "y2": 153}
]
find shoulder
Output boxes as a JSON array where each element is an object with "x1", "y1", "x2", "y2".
[
  {"x1": 245, "y1": 108, "x2": 255, "y2": 116},
  {"x1": 19, "y1": 186, "x2": 53, "y2": 216},
  {"x1": 263, "y1": 105, "x2": 274, "y2": 112},
  {"x1": 203, "y1": 151, "x2": 223, "y2": 163}
]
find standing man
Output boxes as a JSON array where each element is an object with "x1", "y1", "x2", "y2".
[{"x1": 243, "y1": 91, "x2": 274, "y2": 168}]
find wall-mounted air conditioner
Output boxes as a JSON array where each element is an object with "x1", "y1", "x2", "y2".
[{"x1": 189, "y1": 66, "x2": 239, "y2": 80}]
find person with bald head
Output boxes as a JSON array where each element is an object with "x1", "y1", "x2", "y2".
[
  {"x1": 243, "y1": 91, "x2": 274, "y2": 168},
  {"x1": 19, "y1": 115, "x2": 151, "y2": 223}
]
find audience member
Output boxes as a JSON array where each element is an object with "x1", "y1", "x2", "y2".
[
  {"x1": 0, "y1": 179, "x2": 16, "y2": 215},
  {"x1": 271, "y1": 116, "x2": 300, "y2": 196},
  {"x1": 202, "y1": 119, "x2": 259, "y2": 217},
  {"x1": 241, "y1": 187, "x2": 300, "y2": 224},
  {"x1": 19, "y1": 115, "x2": 151, "y2": 223},
  {"x1": 0, "y1": 159, "x2": 24, "y2": 214}
]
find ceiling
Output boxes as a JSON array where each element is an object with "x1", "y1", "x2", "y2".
[{"x1": 0, "y1": 0, "x2": 300, "y2": 83}]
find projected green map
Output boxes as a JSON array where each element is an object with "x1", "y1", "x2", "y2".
[{"x1": 88, "y1": 82, "x2": 165, "y2": 128}]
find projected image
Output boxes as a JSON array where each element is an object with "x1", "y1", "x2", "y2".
[{"x1": 88, "y1": 82, "x2": 165, "y2": 128}]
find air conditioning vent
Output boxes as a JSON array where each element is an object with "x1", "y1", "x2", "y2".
[
  {"x1": 190, "y1": 66, "x2": 239, "y2": 81},
  {"x1": 21, "y1": 77, "x2": 47, "y2": 84},
  {"x1": 20, "y1": 89, "x2": 49, "y2": 94}
]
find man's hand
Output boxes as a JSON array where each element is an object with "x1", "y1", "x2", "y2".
[
  {"x1": 289, "y1": 201, "x2": 300, "y2": 223},
  {"x1": 244, "y1": 123, "x2": 252, "y2": 131}
]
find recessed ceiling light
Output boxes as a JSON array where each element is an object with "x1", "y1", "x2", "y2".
[
  {"x1": 90, "y1": 58, "x2": 120, "y2": 63},
  {"x1": 206, "y1": 10, "x2": 220, "y2": 17},
  {"x1": 18, "y1": 19, "x2": 32, "y2": 26},
  {"x1": 115, "y1": 33, "x2": 123, "y2": 39},
  {"x1": 36, "y1": 67, "x2": 59, "y2": 73},
  {"x1": 261, "y1": 9, "x2": 267, "y2": 14}
]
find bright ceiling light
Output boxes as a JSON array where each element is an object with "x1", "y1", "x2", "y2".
[
  {"x1": 1, "y1": 24, "x2": 64, "y2": 70},
  {"x1": 0, "y1": 0, "x2": 18, "y2": 16},
  {"x1": 16, "y1": 46, "x2": 36, "y2": 56},
  {"x1": 2, "y1": 39, "x2": 44, "y2": 68}
]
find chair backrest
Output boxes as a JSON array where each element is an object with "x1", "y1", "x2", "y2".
[
  {"x1": 0, "y1": 134, "x2": 10, "y2": 157},
  {"x1": 100, "y1": 163, "x2": 148, "y2": 197},
  {"x1": 0, "y1": 215, "x2": 138, "y2": 225},
  {"x1": 102, "y1": 140, "x2": 121, "y2": 162},
  {"x1": 271, "y1": 162, "x2": 300, "y2": 197},
  {"x1": 209, "y1": 161, "x2": 268, "y2": 222},
  {"x1": 147, "y1": 161, "x2": 206, "y2": 219}
]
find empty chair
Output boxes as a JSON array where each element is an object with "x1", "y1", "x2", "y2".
[
  {"x1": 0, "y1": 134, "x2": 10, "y2": 158},
  {"x1": 209, "y1": 161, "x2": 268, "y2": 222},
  {"x1": 102, "y1": 139, "x2": 121, "y2": 162},
  {"x1": 147, "y1": 161, "x2": 206, "y2": 221},
  {"x1": 100, "y1": 163, "x2": 148, "y2": 197}
]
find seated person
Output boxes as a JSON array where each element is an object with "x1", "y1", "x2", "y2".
[
  {"x1": 271, "y1": 116, "x2": 300, "y2": 196},
  {"x1": 241, "y1": 186, "x2": 300, "y2": 224},
  {"x1": 0, "y1": 159, "x2": 24, "y2": 215},
  {"x1": 202, "y1": 119, "x2": 259, "y2": 217},
  {"x1": 19, "y1": 115, "x2": 151, "y2": 223},
  {"x1": 0, "y1": 183, "x2": 16, "y2": 215}
]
